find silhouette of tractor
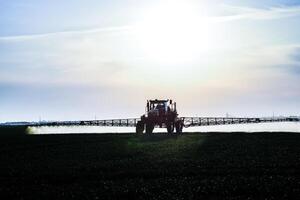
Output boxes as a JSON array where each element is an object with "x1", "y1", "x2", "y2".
[{"x1": 136, "y1": 99, "x2": 184, "y2": 134}]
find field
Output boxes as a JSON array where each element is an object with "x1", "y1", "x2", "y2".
[{"x1": 1, "y1": 126, "x2": 300, "y2": 199}]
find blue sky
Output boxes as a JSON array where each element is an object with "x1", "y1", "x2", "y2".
[{"x1": 1, "y1": 0, "x2": 300, "y2": 122}]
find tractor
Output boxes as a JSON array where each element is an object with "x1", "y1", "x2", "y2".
[{"x1": 136, "y1": 99, "x2": 184, "y2": 134}]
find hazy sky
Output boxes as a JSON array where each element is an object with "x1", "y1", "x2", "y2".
[{"x1": 1, "y1": 0, "x2": 300, "y2": 122}]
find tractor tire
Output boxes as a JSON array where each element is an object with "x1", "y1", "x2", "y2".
[
  {"x1": 145, "y1": 123, "x2": 154, "y2": 134},
  {"x1": 136, "y1": 121, "x2": 144, "y2": 134},
  {"x1": 167, "y1": 122, "x2": 174, "y2": 134},
  {"x1": 175, "y1": 120, "x2": 183, "y2": 134}
]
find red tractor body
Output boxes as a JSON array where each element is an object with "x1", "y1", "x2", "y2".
[{"x1": 136, "y1": 99, "x2": 183, "y2": 134}]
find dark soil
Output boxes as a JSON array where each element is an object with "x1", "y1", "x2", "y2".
[{"x1": 1, "y1": 126, "x2": 300, "y2": 199}]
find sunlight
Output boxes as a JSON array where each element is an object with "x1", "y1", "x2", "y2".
[{"x1": 136, "y1": 0, "x2": 215, "y2": 64}]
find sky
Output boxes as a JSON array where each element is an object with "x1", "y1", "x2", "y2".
[{"x1": 1, "y1": 0, "x2": 300, "y2": 122}]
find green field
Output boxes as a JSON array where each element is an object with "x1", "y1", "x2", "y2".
[{"x1": 0, "y1": 126, "x2": 300, "y2": 199}]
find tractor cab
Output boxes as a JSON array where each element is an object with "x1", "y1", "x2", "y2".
[{"x1": 146, "y1": 99, "x2": 176, "y2": 117}]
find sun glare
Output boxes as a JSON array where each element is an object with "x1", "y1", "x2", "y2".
[{"x1": 136, "y1": 1, "x2": 215, "y2": 64}]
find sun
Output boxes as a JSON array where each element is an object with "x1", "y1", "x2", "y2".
[{"x1": 135, "y1": 0, "x2": 214, "y2": 64}]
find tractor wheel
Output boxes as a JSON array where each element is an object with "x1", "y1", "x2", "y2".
[
  {"x1": 167, "y1": 122, "x2": 174, "y2": 134},
  {"x1": 175, "y1": 121, "x2": 183, "y2": 134},
  {"x1": 136, "y1": 121, "x2": 144, "y2": 134},
  {"x1": 145, "y1": 123, "x2": 154, "y2": 134}
]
